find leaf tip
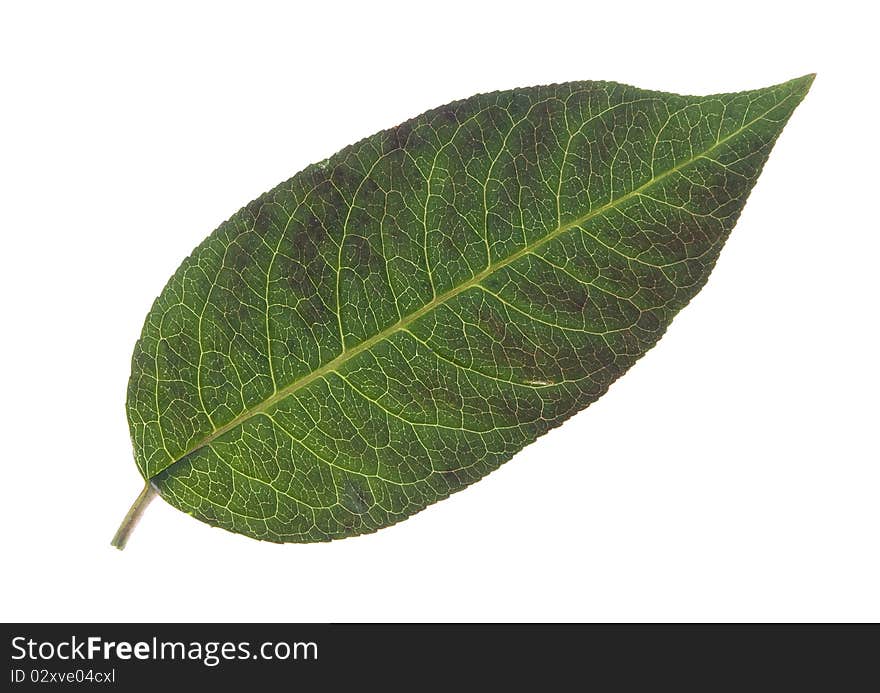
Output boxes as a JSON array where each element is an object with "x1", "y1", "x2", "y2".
[
  {"x1": 800, "y1": 72, "x2": 816, "y2": 85},
  {"x1": 789, "y1": 72, "x2": 816, "y2": 96}
]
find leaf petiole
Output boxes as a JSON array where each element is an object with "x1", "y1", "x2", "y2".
[{"x1": 111, "y1": 481, "x2": 157, "y2": 550}]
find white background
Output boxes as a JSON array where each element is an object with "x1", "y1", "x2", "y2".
[{"x1": 1, "y1": 0, "x2": 877, "y2": 622}]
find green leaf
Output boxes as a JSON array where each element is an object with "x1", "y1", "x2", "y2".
[{"x1": 114, "y1": 76, "x2": 813, "y2": 547}]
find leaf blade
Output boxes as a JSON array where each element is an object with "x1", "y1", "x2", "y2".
[{"x1": 126, "y1": 76, "x2": 812, "y2": 542}]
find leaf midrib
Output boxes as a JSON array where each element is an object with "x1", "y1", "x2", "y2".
[{"x1": 152, "y1": 96, "x2": 790, "y2": 478}]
